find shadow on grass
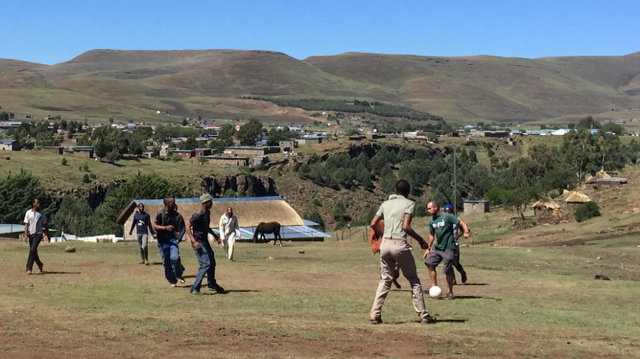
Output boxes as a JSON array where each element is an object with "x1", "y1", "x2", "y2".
[
  {"x1": 224, "y1": 289, "x2": 259, "y2": 293},
  {"x1": 385, "y1": 318, "x2": 468, "y2": 325},
  {"x1": 458, "y1": 283, "x2": 489, "y2": 286},
  {"x1": 450, "y1": 295, "x2": 485, "y2": 300},
  {"x1": 41, "y1": 271, "x2": 82, "y2": 275},
  {"x1": 434, "y1": 319, "x2": 467, "y2": 323}
]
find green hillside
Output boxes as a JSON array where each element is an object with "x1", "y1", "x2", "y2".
[{"x1": 1, "y1": 49, "x2": 640, "y2": 123}]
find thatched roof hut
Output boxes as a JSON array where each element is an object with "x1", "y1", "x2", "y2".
[
  {"x1": 586, "y1": 171, "x2": 611, "y2": 184},
  {"x1": 565, "y1": 192, "x2": 591, "y2": 204},
  {"x1": 116, "y1": 196, "x2": 330, "y2": 242},
  {"x1": 532, "y1": 197, "x2": 563, "y2": 218}
]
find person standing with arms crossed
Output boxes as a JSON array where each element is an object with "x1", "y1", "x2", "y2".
[
  {"x1": 443, "y1": 204, "x2": 467, "y2": 284},
  {"x1": 129, "y1": 203, "x2": 153, "y2": 265},
  {"x1": 369, "y1": 179, "x2": 436, "y2": 324},
  {"x1": 152, "y1": 198, "x2": 185, "y2": 287},
  {"x1": 424, "y1": 201, "x2": 471, "y2": 299},
  {"x1": 24, "y1": 198, "x2": 50, "y2": 275},
  {"x1": 219, "y1": 207, "x2": 239, "y2": 261},
  {"x1": 185, "y1": 194, "x2": 225, "y2": 295}
]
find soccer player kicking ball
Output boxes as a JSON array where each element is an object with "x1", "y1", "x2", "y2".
[{"x1": 424, "y1": 201, "x2": 470, "y2": 299}]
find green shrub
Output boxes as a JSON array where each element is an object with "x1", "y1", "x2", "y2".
[
  {"x1": 171, "y1": 154, "x2": 183, "y2": 162},
  {"x1": 575, "y1": 202, "x2": 601, "y2": 223},
  {"x1": 82, "y1": 174, "x2": 91, "y2": 183},
  {"x1": 61, "y1": 157, "x2": 67, "y2": 166}
]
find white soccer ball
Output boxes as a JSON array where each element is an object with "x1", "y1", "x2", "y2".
[{"x1": 428, "y1": 286, "x2": 442, "y2": 298}]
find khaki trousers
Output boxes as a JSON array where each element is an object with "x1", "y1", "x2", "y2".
[{"x1": 370, "y1": 239, "x2": 429, "y2": 320}]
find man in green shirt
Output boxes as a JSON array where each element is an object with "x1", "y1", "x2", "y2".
[
  {"x1": 369, "y1": 180, "x2": 436, "y2": 324},
  {"x1": 424, "y1": 201, "x2": 470, "y2": 299}
]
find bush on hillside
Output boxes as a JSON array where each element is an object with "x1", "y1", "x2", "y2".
[{"x1": 574, "y1": 202, "x2": 601, "y2": 223}]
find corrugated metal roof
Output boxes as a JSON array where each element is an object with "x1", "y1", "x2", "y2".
[
  {"x1": 130, "y1": 196, "x2": 285, "y2": 206},
  {"x1": 228, "y1": 225, "x2": 331, "y2": 240},
  {"x1": 0, "y1": 224, "x2": 24, "y2": 234},
  {"x1": 302, "y1": 219, "x2": 320, "y2": 226}
]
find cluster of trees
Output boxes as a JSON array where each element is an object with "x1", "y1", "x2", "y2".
[
  {"x1": 238, "y1": 97, "x2": 443, "y2": 122},
  {"x1": 209, "y1": 123, "x2": 235, "y2": 151},
  {"x1": 298, "y1": 126, "x2": 640, "y2": 223},
  {"x1": 207, "y1": 120, "x2": 298, "y2": 148},
  {"x1": 152, "y1": 125, "x2": 200, "y2": 143},
  {"x1": 6, "y1": 120, "x2": 90, "y2": 147},
  {"x1": 298, "y1": 151, "x2": 385, "y2": 190},
  {"x1": 7, "y1": 122, "x2": 62, "y2": 147},
  {"x1": 0, "y1": 112, "x2": 13, "y2": 121},
  {"x1": 485, "y1": 128, "x2": 639, "y2": 219},
  {"x1": 0, "y1": 170, "x2": 49, "y2": 224},
  {"x1": 0, "y1": 171, "x2": 188, "y2": 237},
  {"x1": 90, "y1": 126, "x2": 151, "y2": 162}
]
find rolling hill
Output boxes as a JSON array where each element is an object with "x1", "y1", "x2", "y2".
[{"x1": 1, "y1": 49, "x2": 640, "y2": 123}]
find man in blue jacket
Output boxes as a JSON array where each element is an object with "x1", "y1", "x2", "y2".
[{"x1": 129, "y1": 203, "x2": 153, "y2": 265}]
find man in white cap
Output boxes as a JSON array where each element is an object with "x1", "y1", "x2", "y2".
[
  {"x1": 185, "y1": 194, "x2": 224, "y2": 295},
  {"x1": 219, "y1": 207, "x2": 239, "y2": 261}
]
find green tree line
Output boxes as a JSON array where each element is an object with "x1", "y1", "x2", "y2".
[{"x1": 238, "y1": 97, "x2": 444, "y2": 122}]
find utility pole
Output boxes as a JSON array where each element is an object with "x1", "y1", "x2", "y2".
[{"x1": 453, "y1": 146, "x2": 457, "y2": 216}]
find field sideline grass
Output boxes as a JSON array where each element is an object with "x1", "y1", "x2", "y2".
[{"x1": 1, "y1": 237, "x2": 638, "y2": 358}]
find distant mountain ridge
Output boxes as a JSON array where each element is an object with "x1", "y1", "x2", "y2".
[{"x1": 1, "y1": 49, "x2": 639, "y2": 122}]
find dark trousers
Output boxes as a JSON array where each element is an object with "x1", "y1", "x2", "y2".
[
  {"x1": 190, "y1": 240, "x2": 217, "y2": 292},
  {"x1": 453, "y1": 247, "x2": 464, "y2": 273},
  {"x1": 26, "y1": 233, "x2": 43, "y2": 272}
]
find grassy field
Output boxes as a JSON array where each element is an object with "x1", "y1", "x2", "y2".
[
  {"x1": 1, "y1": 231, "x2": 639, "y2": 359},
  {"x1": 0, "y1": 150, "x2": 242, "y2": 191}
]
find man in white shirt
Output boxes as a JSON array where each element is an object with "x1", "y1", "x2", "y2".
[
  {"x1": 219, "y1": 207, "x2": 239, "y2": 261},
  {"x1": 23, "y1": 199, "x2": 50, "y2": 275}
]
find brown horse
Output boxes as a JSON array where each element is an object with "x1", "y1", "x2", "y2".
[{"x1": 253, "y1": 222, "x2": 282, "y2": 246}]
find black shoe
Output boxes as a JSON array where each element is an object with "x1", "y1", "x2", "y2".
[
  {"x1": 421, "y1": 315, "x2": 437, "y2": 324},
  {"x1": 214, "y1": 285, "x2": 225, "y2": 293},
  {"x1": 370, "y1": 317, "x2": 383, "y2": 325},
  {"x1": 37, "y1": 263, "x2": 43, "y2": 273},
  {"x1": 178, "y1": 277, "x2": 185, "y2": 284},
  {"x1": 460, "y1": 270, "x2": 467, "y2": 284}
]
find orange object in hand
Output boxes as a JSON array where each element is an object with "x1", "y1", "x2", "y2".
[{"x1": 369, "y1": 221, "x2": 384, "y2": 254}]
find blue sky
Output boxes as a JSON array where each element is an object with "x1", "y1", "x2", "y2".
[{"x1": 3, "y1": 0, "x2": 639, "y2": 65}]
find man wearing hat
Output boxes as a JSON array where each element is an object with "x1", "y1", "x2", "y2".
[{"x1": 185, "y1": 194, "x2": 225, "y2": 295}]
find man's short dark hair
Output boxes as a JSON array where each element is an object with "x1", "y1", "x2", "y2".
[
  {"x1": 395, "y1": 179, "x2": 410, "y2": 197},
  {"x1": 163, "y1": 198, "x2": 174, "y2": 206}
]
